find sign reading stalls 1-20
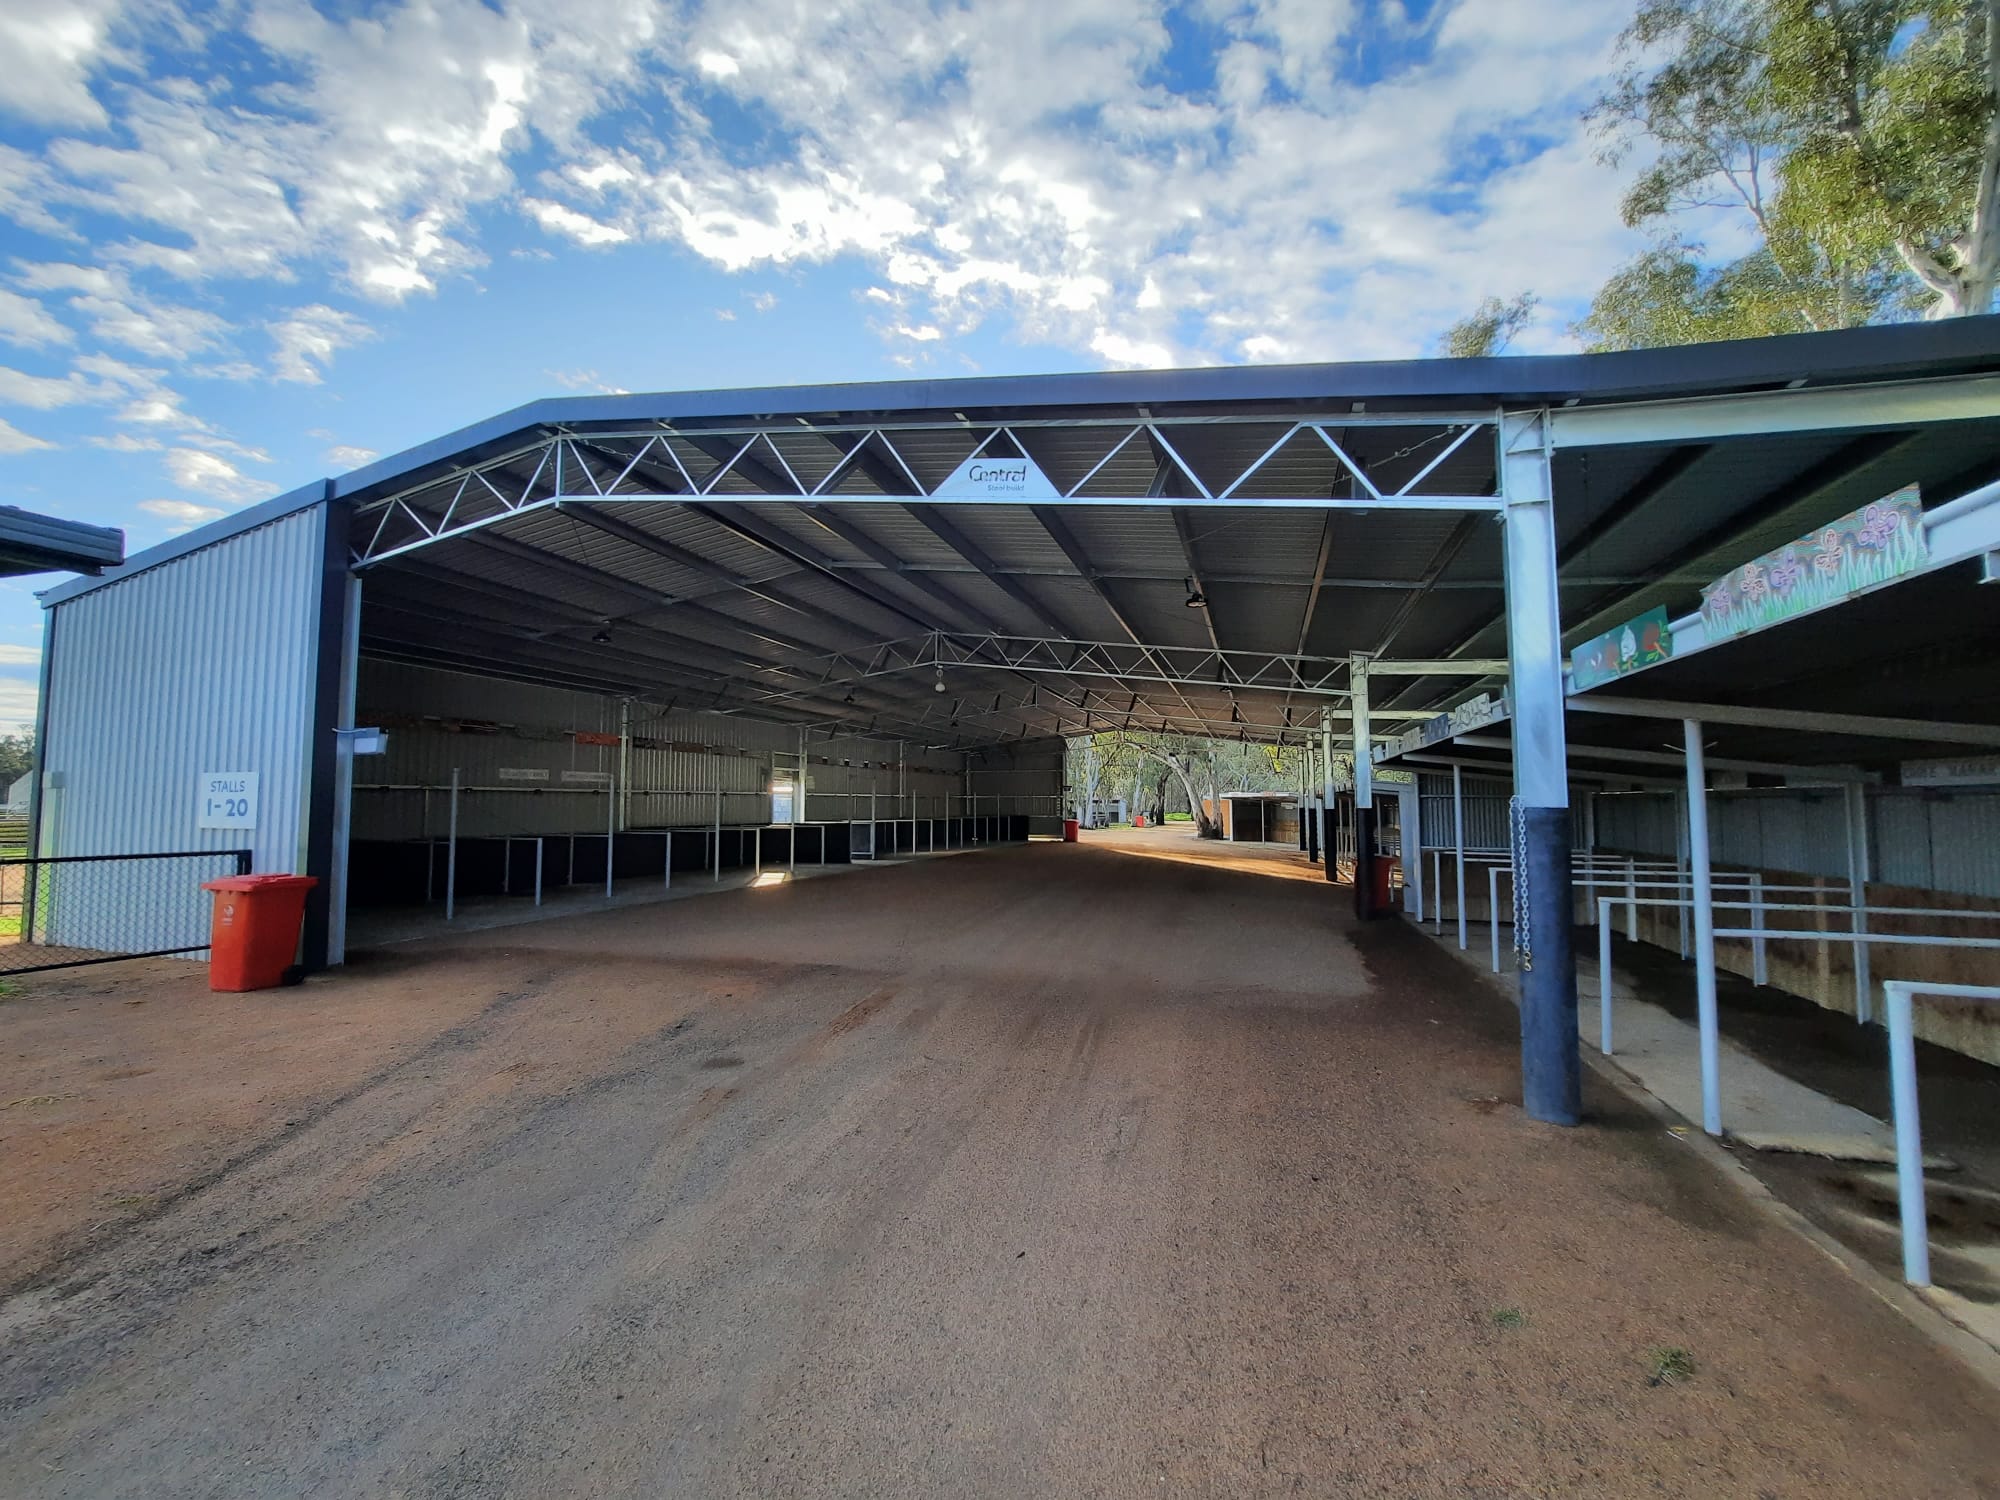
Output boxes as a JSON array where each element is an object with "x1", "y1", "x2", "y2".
[{"x1": 197, "y1": 771, "x2": 259, "y2": 830}]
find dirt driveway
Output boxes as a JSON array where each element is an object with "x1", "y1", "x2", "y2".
[{"x1": 2, "y1": 840, "x2": 1997, "y2": 1497}]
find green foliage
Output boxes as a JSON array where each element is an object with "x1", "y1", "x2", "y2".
[
  {"x1": 0, "y1": 732, "x2": 34, "y2": 787},
  {"x1": 1647, "y1": 1346, "x2": 1697, "y2": 1385},
  {"x1": 1439, "y1": 293, "x2": 1539, "y2": 358},
  {"x1": 1578, "y1": 0, "x2": 1998, "y2": 346}
]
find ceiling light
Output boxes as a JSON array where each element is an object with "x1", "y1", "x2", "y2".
[
  {"x1": 591, "y1": 628, "x2": 613, "y2": 645},
  {"x1": 1183, "y1": 576, "x2": 1207, "y2": 610},
  {"x1": 934, "y1": 665, "x2": 947, "y2": 693}
]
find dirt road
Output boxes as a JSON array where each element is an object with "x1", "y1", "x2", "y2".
[{"x1": 3, "y1": 838, "x2": 1997, "y2": 1497}]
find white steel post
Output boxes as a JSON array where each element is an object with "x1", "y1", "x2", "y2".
[
  {"x1": 1501, "y1": 410, "x2": 1581, "y2": 1125},
  {"x1": 1675, "y1": 788, "x2": 1690, "y2": 959},
  {"x1": 1453, "y1": 764, "x2": 1468, "y2": 950},
  {"x1": 1684, "y1": 719, "x2": 1723, "y2": 1136},
  {"x1": 446, "y1": 768, "x2": 460, "y2": 923},
  {"x1": 1886, "y1": 983, "x2": 1931, "y2": 1286},
  {"x1": 1751, "y1": 871, "x2": 1767, "y2": 985},
  {"x1": 796, "y1": 726, "x2": 808, "y2": 826},
  {"x1": 1847, "y1": 782, "x2": 1874, "y2": 1025},
  {"x1": 1400, "y1": 781, "x2": 1422, "y2": 917},
  {"x1": 1626, "y1": 856, "x2": 1638, "y2": 941},
  {"x1": 713, "y1": 790, "x2": 722, "y2": 881},
  {"x1": 327, "y1": 573, "x2": 362, "y2": 966},
  {"x1": 1348, "y1": 665, "x2": 1374, "y2": 904}
]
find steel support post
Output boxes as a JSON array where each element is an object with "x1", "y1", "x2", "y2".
[
  {"x1": 1501, "y1": 411, "x2": 1580, "y2": 1125},
  {"x1": 1684, "y1": 719, "x2": 1724, "y2": 1135},
  {"x1": 1846, "y1": 782, "x2": 1874, "y2": 1024},
  {"x1": 1399, "y1": 781, "x2": 1422, "y2": 917},
  {"x1": 1320, "y1": 713, "x2": 1337, "y2": 882},
  {"x1": 714, "y1": 791, "x2": 722, "y2": 881},
  {"x1": 605, "y1": 782, "x2": 616, "y2": 899},
  {"x1": 1453, "y1": 764, "x2": 1468, "y2": 950},
  {"x1": 1348, "y1": 666, "x2": 1375, "y2": 909},
  {"x1": 446, "y1": 768, "x2": 460, "y2": 923}
]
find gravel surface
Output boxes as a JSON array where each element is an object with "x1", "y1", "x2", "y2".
[{"x1": 2, "y1": 836, "x2": 1997, "y2": 1497}]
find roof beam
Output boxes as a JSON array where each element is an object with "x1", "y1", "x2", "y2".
[
  {"x1": 1547, "y1": 373, "x2": 2000, "y2": 448},
  {"x1": 1570, "y1": 694, "x2": 2000, "y2": 748}
]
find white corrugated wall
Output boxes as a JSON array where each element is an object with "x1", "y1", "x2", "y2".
[{"x1": 38, "y1": 507, "x2": 328, "y2": 951}]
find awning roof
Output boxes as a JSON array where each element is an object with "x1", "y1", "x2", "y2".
[
  {"x1": 44, "y1": 318, "x2": 2000, "y2": 755},
  {"x1": 0, "y1": 505, "x2": 122, "y2": 579}
]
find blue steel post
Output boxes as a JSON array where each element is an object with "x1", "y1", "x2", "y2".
[{"x1": 1501, "y1": 411, "x2": 1581, "y2": 1125}]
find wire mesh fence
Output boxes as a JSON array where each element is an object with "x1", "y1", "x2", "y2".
[{"x1": 0, "y1": 849, "x2": 252, "y2": 974}]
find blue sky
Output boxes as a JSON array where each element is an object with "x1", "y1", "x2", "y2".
[{"x1": 0, "y1": 0, "x2": 1649, "y2": 732}]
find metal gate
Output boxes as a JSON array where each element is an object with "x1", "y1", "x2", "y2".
[{"x1": 0, "y1": 849, "x2": 252, "y2": 975}]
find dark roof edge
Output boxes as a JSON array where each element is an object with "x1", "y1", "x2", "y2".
[
  {"x1": 0, "y1": 506, "x2": 124, "y2": 572},
  {"x1": 39, "y1": 481, "x2": 331, "y2": 609}
]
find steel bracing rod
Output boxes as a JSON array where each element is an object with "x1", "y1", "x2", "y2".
[
  {"x1": 349, "y1": 416, "x2": 1505, "y2": 563},
  {"x1": 744, "y1": 633, "x2": 1361, "y2": 703},
  {"x1": 738, "y1": 632, "x2": 1437, "y2": 719}
]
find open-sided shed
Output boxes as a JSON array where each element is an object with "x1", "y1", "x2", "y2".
[{"x1": 31, "y1": 317, "x2": 2000, "y2": 1124}]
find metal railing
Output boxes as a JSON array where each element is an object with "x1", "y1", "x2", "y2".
[
  {"x1": 0, "y1": 849, "x2": 252, "y2": 974},
  {"x1": 1883, "y1": 981, "x2": 2000, "y2": 1287}
]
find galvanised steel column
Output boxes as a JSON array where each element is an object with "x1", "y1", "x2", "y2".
[
  {"x1": 1453, "y1": 763, "x2": 1468, "y2": 950},
  {"x1": 1846, "y1": 782, "x2": 1874, "y2": 1025},
  {"x1": 1501, "y1": 411, "x2": 1580, "y2": 1125},
  {"x1": 1684, "y1": 719, "x2": 1723, "y2": 1135},
  {"x1": 1348, "y1": 660, "x2": 1375, "y2": 910},
  {"x1": 1319, "y1": 712, "x2": 1336, "y2": 880}
]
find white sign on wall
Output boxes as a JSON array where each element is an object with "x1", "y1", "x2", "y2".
[
  {"x1": 197, "y1": 771, "x2": 259, "y2": 830},
  {"x1": 934, "y1": 452, "x2": 1062, "y2": 501},
  {"x1": 561, "y1": 770, "x2": 612, "y2": 785},
  {"x1": 497, "y1": 767, "x2": 551, "y2": 782}
]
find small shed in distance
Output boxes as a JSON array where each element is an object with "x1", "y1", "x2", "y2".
[{"x1": 1211, "y1": 793, "x2": 1298, "y2": 844}]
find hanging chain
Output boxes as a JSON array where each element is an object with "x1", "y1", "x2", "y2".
[{"x1": 1511, "y1": 795, "x2": 1533, "y2": 972}]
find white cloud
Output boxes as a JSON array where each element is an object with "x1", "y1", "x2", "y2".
[
  {"x1": 0, "y1": 1, "x2": 124, "y2": 129},
  {"x1": 0, "y1": 417, "x2": 55, "y2": 454},
  {"x1": 0, "y1": 0, "x2": 1643, "y2": 424},
  {"x1": 164, "y1": 448, "x2": 279, "y2": 506},
  {"x1": 325, "y1": 443, "x2": 378, "y2": 468},
  {"x1": 0, "y1": 364, "x2": 87, "y2": 409},
  {"x1": 0, "y1": 675, "x2": 37, "y2": 734},
  {"x1": 269, "y1": 304, "x2": 371, "y2": 383},
  {"x1": 523, "y1": 198, "x2": 630, "y2": 246},
  {"x1": 0, "y1": 643, "x2": 40, "y2": 666},
  {"x1": 138, "y1": 497, "x2": 226, "y2": 532},
  {"x1": 0, "y1": 290, "x2": 72, "y2": 350},
  {"x1": 89, "y1": 431, "x2": 161, "y2": 452}
]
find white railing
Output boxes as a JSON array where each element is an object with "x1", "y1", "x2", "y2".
[{"x1": 1884, "y1": 981, "x2": 2000, "y2": 1287}]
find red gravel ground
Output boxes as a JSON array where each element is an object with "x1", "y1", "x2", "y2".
[{"x1": 1, "y1": 833, "x2": 1996, "y2": 1497}]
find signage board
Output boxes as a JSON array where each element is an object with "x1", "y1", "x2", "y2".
[
  {"x1": 1699, "y1": 485, "x2": 1928, "y2": 644},
  {"x1": 497, "y1": 767, "x2": 550, "y2": 782},
  {"x1": 1570, "y1": 607, "x2": 1672, "y2": 692},
  {"x1": 933, "y1": 452, "x2": 1061, "y2": 501},
  {"x1": 196, "y1": 771, "x2": 258, "y2": 830},
  {"x1": 1379, "y1": 693, "x2": 1510, "y2": 761},
  {"x1": 561, "y1": 769, "x2": 612, "y2": 785},
  {"x1": 1901, "y1": 755, "x2": 2000, "y2": 788}
]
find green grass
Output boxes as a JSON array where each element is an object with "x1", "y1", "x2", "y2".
[
  {"x1": 1492, "y1": 1307, "x2": 1526, "y2": 1330},
  {"x1": 1647, "y1": 1346, "x2": 1695, "y2": 1386}
]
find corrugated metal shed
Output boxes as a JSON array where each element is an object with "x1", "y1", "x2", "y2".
[{"x1": 38, "y1": 507, "x2": 328, "y2": 951}]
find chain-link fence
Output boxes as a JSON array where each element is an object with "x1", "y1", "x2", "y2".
[{"x1": 0, "y1": 849, "x2": 252, "y2": 975}]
